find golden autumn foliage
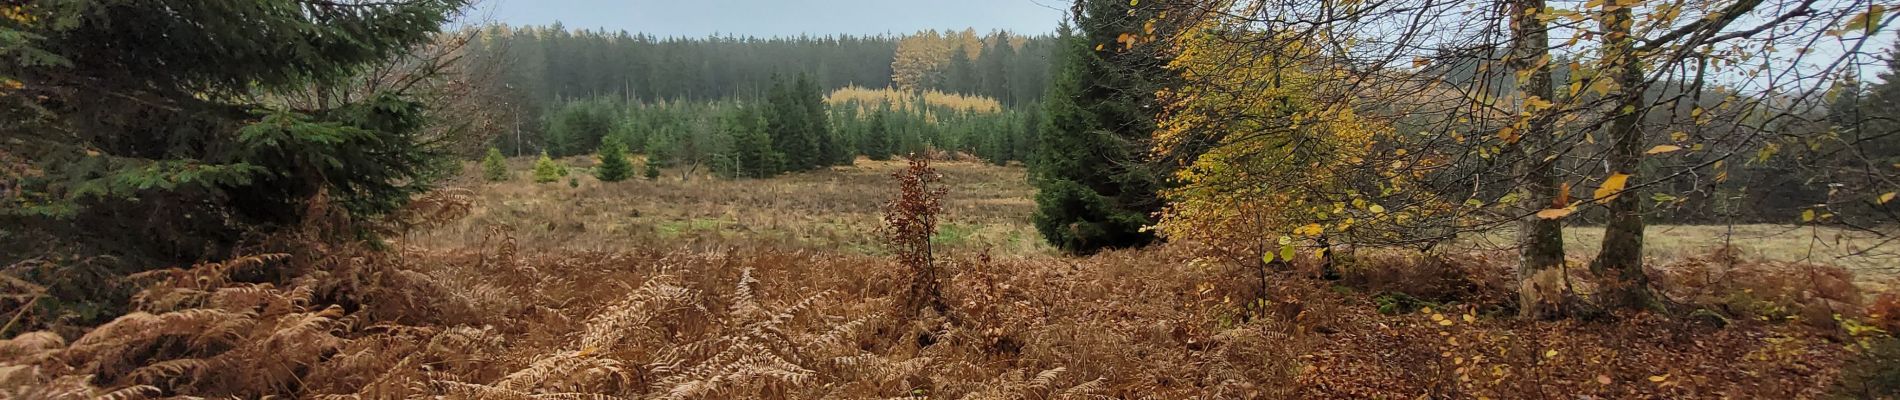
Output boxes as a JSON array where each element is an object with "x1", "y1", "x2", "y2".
[
  {"x1": 825, "y1": 85, "x2": 1002, "y2": 116},
  {"x1": 890, "y1": 29, "x2": 984, "y2": 92},
  {"x1": 1154, "y1": 17, "x2": 1449, "y2": 260}
]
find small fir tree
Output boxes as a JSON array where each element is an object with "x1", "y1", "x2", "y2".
[
  {"x1": 644, "y1": 131, "x2": 672, "y2": 180},
  {"x1": 482, "y1": 147, "x2": 509, "y2": 181},
  {"x1": 594, "y1": 136, "x2": 635, "y2": 182},
  {"x1": 533, "y1": 152, "x2": 565, "y2": 183},
  {"x1": 865, "y1": 109, "x2": 894, "y2": 161},
  {"x1": 645, "y1": 156, "x2": 663, "y2": 180}
]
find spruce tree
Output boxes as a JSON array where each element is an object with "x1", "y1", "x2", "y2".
[
  {"x1": 1030, "y1": 10, "x2": 1173, "y2": 254},
  {"x1": 643, "y1": 129, "x2": 674, "y2": 177},
  {"x1": 645, "y1": 155, "x2": 664, "y2": 180},
  {"x1": 594, "y1": 136, "x2": 635, "y2": 182},
  {"x1": 866, "y1": 108, "x2": 895, "y2": 161},
  {"x1": 533, "y1": 152, "x2": 565, "y2": 183},
  {"x1": 483, "y1": 147, "x2": 510, "y2": 181},
  {"x1": 0, "y1": 0, "x2": 466, "y2": 260},
  {"x1": 716, "y1": 105, "x2": 781, "y2": 179},
  {"x1": 947, "y1": 47, "x2": 979, "y2": 94},
  {"x1": 983, "y1": 33, "x2": 1018, "y2": 104},
  {"x1": 795, "y1": 75, "x2": 845, "y2": 166},
  {"x1": 765, "y1": 75, "x2": 817, "y2": 172}
]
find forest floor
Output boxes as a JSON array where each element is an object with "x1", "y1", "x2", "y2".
[{"x1": 5, "y1": 157, "x2": 1896, "y2": 398}]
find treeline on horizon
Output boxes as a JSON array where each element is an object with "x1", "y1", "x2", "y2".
[
  {"x1": 464, "y1": 23, "x2": 1053, "y2": 177},
  {"x1": 532, "y1": 82, "x2": 1040, "y2": 181},
  {"x1": 463, "y1": 25, "x2": 1055, "y2": 130}
]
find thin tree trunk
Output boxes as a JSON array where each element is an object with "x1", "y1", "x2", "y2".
[
  {"x1": 1510, "y1": 0, "x2": 1569, "y2": 319},
  {"x1": 1593, "y1": 0, "x2": 1655, "y2": 310}
]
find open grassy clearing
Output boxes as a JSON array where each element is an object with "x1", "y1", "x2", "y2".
[
  {"x1": 1456, "y1": 224, "x2": 1900, "y2": 290},
  {"x1": 429, "y1": 157, "x2": 1897, "y2": 288},
  {"x1": 411, "y1": 156, "x2": 1049, "y2": 256}
]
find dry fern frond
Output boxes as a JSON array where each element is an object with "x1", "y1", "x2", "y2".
[
  {"x1": 381, "y1": 188, "x2": 476, "y2": 235},
  {"x1": 801, "y1": 315, "x2": 872, "y2": 351},
  {"x1": 561, "y1": 274, "x2": 697, "y2": 361},
  {"x1": 127, "y1": 253, "x2": 289, "y2": 289},
  {"x1": 533, "y1": 394, "x2": 630, "y2": 400},
  {"x1": 124, "y1": 358, "x2": 212, "y2": 385},
  {"x1": 271, "y1": 305, "x2": 347, "y2": 340},
  {"x1": 494, "y1": 351, "x2": 584, "y2": 391},
  {"x1": 90, "y1": 384, "x2": 161, "y2": 400},
  {"x1": 1057, "y1": 378, "x2": 1110, "y2": 399},
  {"x1": 431, "y1": 380, "x2": 537, "y2": 399},
  {"x1": 0, "y1": 330, "x2": 64, "y2": 363},
  {"x1": 729, "y1": 268, "x2": 762, "y2": 318},
  {"x1": 1028, "y1": 367, "x2": 1066, "y2": 390},
  {"x1": 0, "y1": 371, "x2": 158, "y2": 400}
]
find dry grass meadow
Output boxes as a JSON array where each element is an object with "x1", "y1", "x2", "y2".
[
  {"x1": 1456, "y1": 224, "x2": 1900, "y2": 291},
  {"x1": 408, "y1": 156, "x2": 1049, "y2": 256},
  {"x1": 4, "y1": 156, "x2": 1896, "y2": 399},
  {"x1": 434, "y1": 156, "x2": 1898, "y2": 290}
]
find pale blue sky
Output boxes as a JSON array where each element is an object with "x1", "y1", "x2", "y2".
[{"x1": 470, "y1": 0, "x2": 1069, "y2": 37}]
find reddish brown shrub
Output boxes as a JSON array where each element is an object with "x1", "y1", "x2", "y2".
[
  {"x1": 882, "y1": 154, "x2": 949, "y2": 320},
  {"x1": 1327, "y1": 249, "x2": 1517, "y2": 309},
  {"x1": 1867, "y1": 293, "x2": 1900, "y2": 334},
  {"x1": 1656, "y1": 246, "x2": 1864, "y2": 330}
]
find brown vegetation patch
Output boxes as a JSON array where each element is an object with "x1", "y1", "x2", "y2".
[{"x1": 0, "y1": 238, "x2": 1864, "y2": 398}]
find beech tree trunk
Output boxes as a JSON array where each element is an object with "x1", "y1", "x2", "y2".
[
  {"x1": 1509, "y1": 0, "x2": 1569, "y2": 319},
  {"x1": 1593, "y1": 0, "x2": 1655, "y2": 310}
]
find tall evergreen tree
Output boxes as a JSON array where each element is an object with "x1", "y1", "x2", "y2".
[
  {"x1": 982, "y1": 33, "x2": 1017, "y2": 104},
  {"x1": 795, "y1": 74, "x2": 845, "y2": 166},
  {"x1": 1, "y1": 0, "x2": 467, "y2": 261},
  {"x1": 946, "y1": 47, "x2": 979, "y2": 94},
  {"x1": 1030, "y1": 4, "x2": 1174, "y2": 254},
  {"x1": 765, "y1": 75, "x2": 817, "y2": 171}
]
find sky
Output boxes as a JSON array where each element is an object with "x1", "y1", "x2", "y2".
[{"x1": 471, "y1": 0, "x2": 1070, "y2": 38}]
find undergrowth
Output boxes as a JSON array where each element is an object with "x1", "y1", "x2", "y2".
[
  {"x1": 0, "y1": 165, "x2": 1892, "y2": 399},
  {"x1": 0, "y1": 233, "x2": 1878, "y2": 399}
]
